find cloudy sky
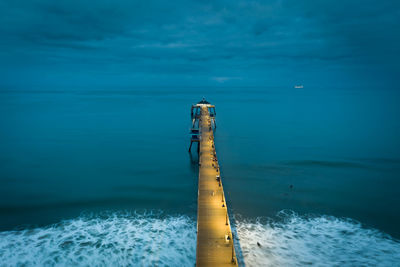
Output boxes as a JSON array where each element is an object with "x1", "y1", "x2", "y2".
[{"x1": 0, "y1": 0, "x2": 399, "y2": 88}]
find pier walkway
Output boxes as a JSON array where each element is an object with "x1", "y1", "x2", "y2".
[{"x1": 195, "y1": 104, "x2": 238, "y2": 266}]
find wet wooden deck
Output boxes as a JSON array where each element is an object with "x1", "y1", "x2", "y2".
[{"x1": 196, "y1": 105, "x2": 237, "y2": 266}]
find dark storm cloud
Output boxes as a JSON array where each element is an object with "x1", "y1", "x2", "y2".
[{"x1": 0, "y1": 0, "x2": 399, "y2": 87}]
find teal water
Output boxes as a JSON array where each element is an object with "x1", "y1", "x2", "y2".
[{"x1": 1, "y1": 87, "x2": 400, "y2": 265}]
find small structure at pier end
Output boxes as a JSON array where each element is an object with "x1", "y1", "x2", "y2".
[
  {"x1": 189, "y1": 98, "x2": 238, "y2": 266},
  {"x1": 189, "y1": 98, "x2": 216, "y2": 153}
]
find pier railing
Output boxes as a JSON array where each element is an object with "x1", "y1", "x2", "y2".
[{"x1": 190, "y1": 99, "x2": 238, "y2": 266}]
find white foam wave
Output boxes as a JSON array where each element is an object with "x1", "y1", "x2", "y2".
[
  {"x1": 1, "y1": 211, "x2": 399, "y2": 266},
  {"x1": 0, "y1": 212, "x2": 196, "y2": 266},
  {"x1": 235, "y1": 211, "x2": 400, "y2": 267}
]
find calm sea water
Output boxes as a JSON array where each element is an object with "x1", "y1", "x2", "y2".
[{"x1": 1, "y1": 86, "x2": 400, "y2": 265}]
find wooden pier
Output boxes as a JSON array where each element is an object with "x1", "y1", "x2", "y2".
[{"x1": 190, "y1": 99, "x2": 238, "y2": 266}]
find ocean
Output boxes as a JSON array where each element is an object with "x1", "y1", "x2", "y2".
[{"x1": 0, "y1": 86, "x2": 399, "y2": 266}]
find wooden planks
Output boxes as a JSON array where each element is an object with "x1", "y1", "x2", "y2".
[{"x1": 196, "y1": 105, "x2": 238, "y2": 267}]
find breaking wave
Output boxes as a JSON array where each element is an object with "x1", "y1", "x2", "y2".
[
  {"x1": 0, "y1": 211, "x2": 399, "y2": 266},
  {"x1": 0, "y1": 212, "x2": 196, "y2": 266},
  {"x1": 236, "y1": 211, "x2": 400, "y2": 266}
]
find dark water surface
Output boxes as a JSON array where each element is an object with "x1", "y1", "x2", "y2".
[{"x1": 1, "y1": 87, "x2": 400, "y2": 265}]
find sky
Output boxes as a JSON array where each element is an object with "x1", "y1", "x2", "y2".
[{"x1": 0, "y1": 0, "x2": 399, "y2": 88}]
